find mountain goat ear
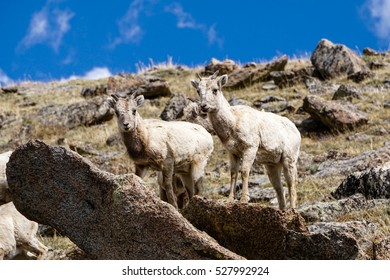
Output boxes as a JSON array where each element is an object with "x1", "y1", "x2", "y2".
[
  {"x1": 191, "y1": 80, "x2": 199, "y2": 90},
  {"x1": 107, "y1": 97, "x2": 116, "y2": 108},
  {"x1": 218, "y1": 74, "x2": 228, "y2": 88},
  {"x1": 211, "y1": 70, "x2": 219, "y2": 79},
  {"x1": 134, "y1": 95, "x2": 145, "y2": 107}
]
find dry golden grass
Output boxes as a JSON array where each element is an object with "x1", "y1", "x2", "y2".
[{"x1": 1, "y1": 56, "x2": 390, "y2": 255}]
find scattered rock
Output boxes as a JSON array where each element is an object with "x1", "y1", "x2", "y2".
[
  {"x1": 160, "y1": 94, "x2": 187, "y2": 121},
  {"x1": 81, "y1": 85, "x2": 108, "y2": 98},
  {"x1": 346, "y1": 133, "x2": 370, "y2": 141},
  {"x1": 348, "y1": 70, "x2": 374, "y2": 83},
  {"x1": 374, "y1": 235, "x2": 390, "y2": 260},
  {"x1": 137, "y1": 75, "x2": 172, "y2": 99},
  {"x1": 257, "y1": 101, "x2": 294, "y2": 113},
  {"x1": 368, "y1": 61, "x2": 390, "y2": 70},
  {"x1": 228, "y1": 97, "x2": 252, "y2": 106},
  {"x1": 106, "y1": 133, "x2": 122, "y2": 147},
  {"x1": 314, "y1": 146, "x2": 390, "y2": 178},
  {"x1": 285, "y1": 227, "x2": 359, "y2": 260},
  {"x1": 384, "y1": 100, "x2": 390, "y2": 108},
  {"x1": 332, "y1": 163, "x2": 390, "y2": 199},
  {"x1": 204, "y1": 58, "x2": 238, "y2": 75},
  {"x1": 298, "y1": 194, "x2": 390, "y2": 222},
  {"x1": 224, "y1": 55, "x2": 288, "y2": 90},
  {"x1": 37, "y1": 96, "x2": 114, "y2": 129},
  {"x1": 332, "y1": 84, "x2": 361, "y2": 101},
  {"x1": 107, "y1": 74, "x2": 172, "y2": 99},
  {"x1": 270, "y1": 67, "x2": 313, "y2": 88},
  {"x1": 262, "y1": 81, "x2": 277, "y2": 90},
  {"x1": 1, "y1": 86, "x2": 18, "y2": 94},
  {"x1": 6, "y1": 140, "x2": 244, "y2": 260},
  {"x1": 306, "y1": 221, "x2": 380, "y2": 259},
  {"x1": 295, "y1": 117, "x2": 330, "y2": 135},
  {"x1": 255, "y1": 95, "x2": 287, "y2": 104},
  {"x1": 18, "y1": 101, "x2": 37, "y2": 107},
  {"x1": 311, "y1": 39, "x2": 371, "y2": 79},
  {"x1": 253, "y1": 95, "x2": 293, "y2": 113},
  {"x1": 304, "y1": 77, "x2": 339, "y2": 94},
  {"x1": 363, "y1": 47, "x2": 383, "y2": 56},
  {"x1": 302, "y1": 95, "x2": 368, "y2": 132},
  {"x1": 374, "y1": 127, "x2": 387, "y2": 135}
]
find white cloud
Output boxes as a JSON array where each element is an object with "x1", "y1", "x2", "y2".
[
  {"x1": 110, "y1": 1, "x2": 223, "y2": 48},
  {"x1": 0, "y1": 69, "x2": 13, "y2": 86},
  {"x1": 62, "y1": 67, "x2": 112, "y2": 81},
  {"x1": 208, "y1": 25, "x2": 223, "y2": 48},
  {"x1": 83, "y1": 67, "x2": 113, "y2": 80},
  {"x1": 165, "y1": 3, "x2": 203, "y2": 29},
  {"x1": 364, "y1": 0, "x2": 390, "y2": 40},
  {"x1": 17, "y1": 1, "x2": 74, "y2": 52},
  {"x1": 164, "y1": 3, "x2": 223, "y2": 47},
  {"x1": 109, "y1": 0, "x2": 144, "y2": 48}
]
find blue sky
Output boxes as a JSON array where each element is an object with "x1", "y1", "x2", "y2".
[{"x1": 1, "y1": 0, "x2": 390, "y2": 85}]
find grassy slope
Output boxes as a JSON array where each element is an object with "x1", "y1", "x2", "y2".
[{"x1": 1, "y1": 57, "x2": 389, "y2": 255}]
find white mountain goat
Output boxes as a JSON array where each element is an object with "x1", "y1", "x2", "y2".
[
  {"x1": 0, "y1": 202, "x2": 48, "y2": 260},
  {"x1": 191, "y1": 72, "x2": 301, "y2": 209},
  {"x1": 108, "y1": 93, "x2": 214, "y2": 209}
]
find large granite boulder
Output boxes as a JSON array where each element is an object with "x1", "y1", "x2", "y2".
[
  {"x1": 6, "y1": 140, "x2": 243, "y2": 260},
  {"x1": 311, "y1": 39, "x2": 370, "y2": 80},
  {"x1": 302, "y1": 95, "x2": 368, "y2": 133}
]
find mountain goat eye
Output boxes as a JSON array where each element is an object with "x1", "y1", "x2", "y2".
[
  {"x1": 132, "y1": 109, "x2": 136, "y2": 115},
  {"x1": 212, "y1": 88, "x2": 218, "y2": 95}
]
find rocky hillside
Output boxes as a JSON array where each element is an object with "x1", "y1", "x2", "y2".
[{"x1": 1, "y1": 39, "x2": 389, "y2": 259}]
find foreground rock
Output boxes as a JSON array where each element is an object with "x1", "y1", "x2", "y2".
[
  {"x1": 182, "y1": 196, "x2": 361, "y2": 259},
  {"x1": 311, "y1": 39, "x2": 370, "y2": 80},
  {"x1": 37, "y1": 96, "x2": 114, "y2": 129},
  {"x1": 302, "y1": 95, "x2": 368, "y2": 132},
  {"x1": 332, "y1": 163, "x2": 390, "y2": 199},
  {"x1": 6, "y1": 140, "x2": 243, "y2": 260}
]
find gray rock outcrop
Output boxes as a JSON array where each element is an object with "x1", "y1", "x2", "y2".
[
  {"x1": 204, "y1": 58, "x2": 238, "y2": 75},
  {"x1": 160, "y1": 94, "x2": 187, "y2": 121},
  {"x1": 224, "y1": 55, "x2": 288, "y2": 90},
  {"x1": 311, "y1": 39, "x2": 370, "y2": 80},
  {"x1": 37, "y1": 96, "x2": 114, "y2": 129},
  {"x1": 332, "y1": 163, "x2": 390, "y2": 199},
  {"x1": 6, "y1": 140, "x2": 244, "y2": 260},
  {"x1": 107, "y1": 74, "x2": 172, "y2": 99},
  {"x1": 332, "y1": 84, "x2": 361, "y2": 101},
  {"x1": 302, "y1": 95, "x2": 368, "y2": 132}
]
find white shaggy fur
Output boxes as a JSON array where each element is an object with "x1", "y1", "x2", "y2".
[
  {"x1": 0, "y1": 202, "x2": 48, "y2": 260},
  {"x1": 191, "y1": 72, "x2": 301, "y2": 209},
  {"x1": 108, "y1": 93, "x2": 214, "y2": 209}
]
